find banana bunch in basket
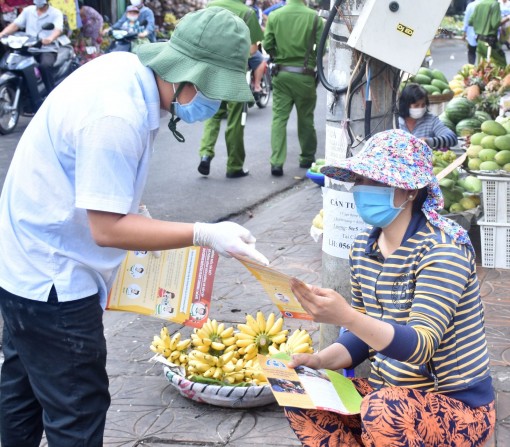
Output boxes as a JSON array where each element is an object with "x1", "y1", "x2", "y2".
[{"x1": 150, "y1": 312, "x2": 314, "y2": 386}]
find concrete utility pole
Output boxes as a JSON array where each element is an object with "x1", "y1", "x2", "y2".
[{"x1": 319, "y1": 0, "x2": 395, "y2": 376}]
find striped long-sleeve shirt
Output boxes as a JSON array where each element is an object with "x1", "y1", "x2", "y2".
[
  {"x1": 398, "y1": 113, "x2": 458, "y2": 149},
  {"x1": 338, "y1": 213, "x2": 493, "y2": 408}
]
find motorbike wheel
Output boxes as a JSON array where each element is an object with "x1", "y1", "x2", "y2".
[
  {"x1": 0, "y1": 84, "x2": 20, "y2": 135},
  {"x1": 255, "y1": 71, "x2": 272, "y2": 109}
]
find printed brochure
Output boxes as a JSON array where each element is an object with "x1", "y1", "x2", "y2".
[
  {"x1": 235, "y1": 256, "x2": 312, "y2": 320},
  {"x1": 259, "y1": 354, "x2": 362, "y2": 415},
  {"x1": 107, "y1": 247, "x2": 218, "y2": 327}
]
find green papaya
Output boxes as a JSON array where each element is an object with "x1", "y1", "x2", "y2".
[
  {"x1": 414, "y1": 74, "x2": 432, "y2": 85},
  {"x1": 431, "y1": 69, "x2": 449, "y2": 84},
  {"x1": 422, "y1": 84, "x2": 441, "y2": 95},
  {"x1": 431, "y1": 79, "x2": 449, "y2": 91},
  {"x1": 481, "y1": 120, "x2": 507, "y2": 136}
]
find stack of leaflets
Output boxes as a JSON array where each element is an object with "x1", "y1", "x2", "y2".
[
  {"x1": 259, "y1": 354, "x2": 362, "y2": 415},
  {"x1": 107, "y1": 247, "x2": 218, "y2": 327}
]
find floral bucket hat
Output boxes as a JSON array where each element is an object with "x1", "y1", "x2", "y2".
[{"x1": 320, "y1": 129, "x2": 473, "y2": 253}]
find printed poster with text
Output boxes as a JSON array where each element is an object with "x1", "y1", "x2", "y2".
[
  {"x1": 259, "y1": 355, "x2": 362, "y2": 415},
  {"x1": 235, "y1": 256, "x2": 312, "y2": 320},
  {"x1": 322, "y1": 186, "x2": 365, "y2": 259},
  {"x1": 107, "y1": 247, "x2": 218, "y2": 327}
]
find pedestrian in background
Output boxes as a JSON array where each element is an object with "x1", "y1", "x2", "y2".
[
  {"x1": 463, "y1": 0, "x2": 482, "y2": 64},
  {"x1": 120, "y1": 4, "x2": 150, "y2": 51},
  {"x1": 469, "y1": 0, "x2": 509, "y2": 67},
  {"x1": 398, "y1": 83, "x2": 458, "y2": 149},
  {"x1": 0, "y1": 8, "x2": 268, "y2": 446},
  {"x1": 104, "y1": 0, "x2": 155, "y2": 42},
  {"x1": 263, "y1": 0, "x2": 324, "y2": 176},
  {"x1": 287, "y1": 129, "x2": 495, "y2": 447},
  {"x1": 196, "y1": 0, "x2": 263, "y2": 179},
  {"x1": 78, "y1": 0, "x2": 103, "y2": 41},
  {"x1": 499, "y1": 0, "x2": 510, "y2": 48}
]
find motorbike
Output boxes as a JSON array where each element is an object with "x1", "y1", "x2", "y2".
[
  {"x1": 0, "y1": 23, "x2": 78, "y2": 134},
  {"x1": 241, "y1": 52, "x2": 273, "y2": 126},
  {"x1": 248, "y1": 54, "x2": 272, "y2": 109},
  {"x1": 105, "y1": 28, "x2": 144, "y2": 53},
  {"x1": 103, "y1": 17, "x2": 148, "y2": 53}
]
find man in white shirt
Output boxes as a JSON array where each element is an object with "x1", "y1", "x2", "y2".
[
  {"x1": 0, "y1": 0, "x2": 63, "y2": 91},
  {"x1": 0, "y1": 7, "x2": 267, "y2": 446}
]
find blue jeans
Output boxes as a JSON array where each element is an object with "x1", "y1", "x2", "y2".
[{"x1": 0, "y1": 287, "x2": 110, "y2": 446}]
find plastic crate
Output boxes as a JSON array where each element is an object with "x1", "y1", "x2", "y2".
[
  {"x1": 478, "y1": 221, "x2": 510, "y2": 269},
  {"x1": 479, "y1": 176, "x2": 510, "y2": 224}
]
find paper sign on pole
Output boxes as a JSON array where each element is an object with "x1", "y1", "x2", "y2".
[{"x1": 322, "y1": 186, "x2": 365, "y2": 259}]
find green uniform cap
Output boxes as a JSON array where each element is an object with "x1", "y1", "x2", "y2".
[{"x1": 136, "y1": 7, "x2": 252, "y2": 102}]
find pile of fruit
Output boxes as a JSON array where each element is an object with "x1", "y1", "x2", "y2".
[
  {"x1": 150, "y1": 312, "x2": 314, "y2": 386},
  {"x1": 439, "y1": 97, "x2": 492, "y2": 137},
  {"x1": 312, "y1": 209, "x2": 324, "y2": 230},
  {"x1": 446, "y1": 61, "x2": 510, "y2": 120},
  {"x1": 464, "y1": 118, "x2": 510, "y2": 172},
  {"x1": 402, "y1": 67, "x2": 452, "y2": 97},
  {"x1": 308, "y1": 159, "x2": 326, "y2": 174},
  {"x1": 433, "y1": 150, "x2": 482, "y2": 213}
]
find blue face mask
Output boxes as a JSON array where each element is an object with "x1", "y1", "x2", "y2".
[
  {"x1": 352, "y1": 185, "x2": 410, "y2": 228},
  {"x1": 172, "y1": 85, "x2": 221, "y2": 124}
]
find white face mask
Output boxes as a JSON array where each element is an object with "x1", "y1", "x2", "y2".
[
  {"x1": 130, "y1": 0, "x2": 142, "y2": 6},
  {"x1": 409, "y1": 107, "x2": 426, "y2": 120}
]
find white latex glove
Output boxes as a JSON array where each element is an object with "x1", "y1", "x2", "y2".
[{"x1": 193, "y1": 222, "x2": 269, "y2": 265}]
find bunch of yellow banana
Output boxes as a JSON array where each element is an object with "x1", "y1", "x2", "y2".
[
  {"x1": 150, "y1": 315, "x2": 313, "y2": 387},
  {"x1": 187, "y1": 348, "x2": 237, "y2": 381},
  {"x1": 312, "y1": 209, "x2": 324, "y2": 230},
  {"x1": 191, "y1": 318, "x2": 236, "y2": 355},
  {"x1": 268, "y1": 328, "x2": 314, "y2": 356},
  {"x1": 449, "y1": 74, "x2": 466, "y2": 97},
  {"x1": 150, "y1": 327, "x2": 191, "y2": 365},
  {"x1": 236, "y1": 311, "x2": 288, "y2": 357}
]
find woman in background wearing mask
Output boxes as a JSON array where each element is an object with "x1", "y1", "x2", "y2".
[
  {"x1": 398, "y1": 83, "x2": 458, "y2": 149},
  {"x1": 283, "y1": 129, "x2": 494, "y2": 447},
  {"x1": 104, "y1": 0, "x2": 155, "y2": 42}
]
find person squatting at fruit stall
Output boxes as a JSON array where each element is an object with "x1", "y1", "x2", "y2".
[
  {"x1": 0, "y1": 8, "x2": 268, "y2": 446},
  {"x1": 285, "y1": 129, "x2": 495, "y2": 447},
  {"x1": 398, "y1": 83, "x2": 458, "y2": 149}
]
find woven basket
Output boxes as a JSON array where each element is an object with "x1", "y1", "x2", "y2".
[
  {"x1": 428, "y1": 91, "x2": 454, "y2": 104},
  {"x1": 164, "y1": 366, "x2": 276, "y2": 408}
]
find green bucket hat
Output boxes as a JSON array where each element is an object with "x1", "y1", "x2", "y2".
[{"x1": 136, "y1": 7, "x2": 253, "y2": 102}]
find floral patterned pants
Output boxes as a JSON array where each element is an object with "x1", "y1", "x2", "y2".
[{"x1": 284, "y1": 378, "x2": 495, "y2": 447}]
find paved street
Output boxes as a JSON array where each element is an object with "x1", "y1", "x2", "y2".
[{"x1": 1, "y1": 37, "x2": 509, "y2": 446}]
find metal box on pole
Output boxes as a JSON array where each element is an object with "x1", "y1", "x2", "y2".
[{"x1": 347, "y1": 0, "x2": 451, "y2": 74}]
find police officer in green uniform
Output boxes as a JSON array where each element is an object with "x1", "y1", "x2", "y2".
[
  {"x1": 469, "y1": 0, "x2": 510, "y2": 67},
  {"x1": 197, "y1": 0, "x2": 264, "y2": 178},
  {"x1": 263, "y1": 0, "x2": 324, "y2": 176}
]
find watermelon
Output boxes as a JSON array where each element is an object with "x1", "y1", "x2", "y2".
[
  {"x1": 455, "y1": 118, "x2": 482, "y2": 137},
  {"x1": 444, "y1": 97, "x2": 475, "y2": 124},
  {"x1": 474, "y1": 110, "x2": 492, "y2": 122},
  {"x1": 438, "y1": 113, "x2": 456, "y2": 131}
]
